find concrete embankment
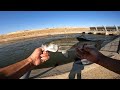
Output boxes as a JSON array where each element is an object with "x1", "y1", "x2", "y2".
[{"x1": 32, "y1": 36, "x2": 120, "y2": 79}]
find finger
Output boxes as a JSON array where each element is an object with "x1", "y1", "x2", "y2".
[
  {"x1": 76, "y1": 52, "x2": 84, "y2": 59},
  {"x1": 41, "y1": 56, "x2": 49, "y2": 61},
  {"x1": 34, "y1": 59, "x2": 41, "y2": 66},
  {"x1": 45, "y1": 51, "x2": 50, "y2": 56},
  {"x1": 34, "y1": 48, "x2": 43, "y2": 55},
  {"x1": 76, "y1": 51, "x2": 83, "y2": 57},
  {"x1": 84, "y1": 46, "x2": 96, "y2": 52},
  {"x1": 76, "y1": 48, "x2": 84, "y2": 53},
  {"x1": 40, "y1": 54, "x2": 47, "y2": 57},
  {"x1": 76, "y1": 48, "x2": 84, "y2": 57},
  {"x1": 76, "y1": 45, "x2": 83, "y2": 50},
  {"x1": 76, "y1": 43, "x2": 87, "y2": 50},
  {"x1": 82, "y1": 43, "x2": 87, "y2": 50},
  {"x1": 43, "y1": 51, "x2": 49, "y2": 54},
  {"x1": 41, "y1": 58, "x2": 48, "y2": 63},
  {"x1": 40, "y1": 46, "x2": 45, "y2": 51},
  {"x1": 41, "y1": 52, "x2": 49, "y2": 57},
  {"x1": 76, "y1": 48, "x2": 81, "y2": 54}
]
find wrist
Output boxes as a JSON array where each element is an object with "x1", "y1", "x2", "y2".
[
  {"x1": 26, "y1": 57, "x2": 35, "y2": 66},
  {"x1": 96, "y1": 53, "x2": 105, "y2": 64}
]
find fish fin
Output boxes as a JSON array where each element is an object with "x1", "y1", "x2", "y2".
[{"x1": 62, "y1": 51, "x2": 68, "y2": 58}]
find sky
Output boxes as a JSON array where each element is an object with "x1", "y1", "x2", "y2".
[{"x1": 0, "y1": 11, "x2": 120, "y2": 35}]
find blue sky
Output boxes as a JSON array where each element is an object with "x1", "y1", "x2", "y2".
[{"x1": 0, "y1": 11, "x2": 120, "y2": 35}]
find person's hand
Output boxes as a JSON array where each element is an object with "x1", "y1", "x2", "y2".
[
  {"x1": 28, "y1": 47, "x2": 50, "y2": 66},
  {"x1": 76, "y1": 45, "x2": 104, "y2": 63}
]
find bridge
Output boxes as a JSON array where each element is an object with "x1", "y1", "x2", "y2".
[{"x1": 89, "y1": 26, "x2": 120, "y2": 35}]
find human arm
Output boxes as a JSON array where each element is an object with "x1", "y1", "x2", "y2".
[
  {"x1": 76, "y1": 46, "x2": 120, "y2": 74},
  {"x1": 0, "y1": 48, "x2": 49, "y2": 79}
]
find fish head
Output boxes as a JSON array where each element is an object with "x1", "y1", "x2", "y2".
[{"x1": 41, "y1": 43, "x2": 59, "y2": 52}]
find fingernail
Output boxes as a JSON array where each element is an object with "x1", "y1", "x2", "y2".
[{"x1": 41, "y1": 58, "x2": 44, "y2": 60}]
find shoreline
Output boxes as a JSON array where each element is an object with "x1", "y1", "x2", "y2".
[{"x1": 0, "y1": 27, "x2": 89, "y2": 44}]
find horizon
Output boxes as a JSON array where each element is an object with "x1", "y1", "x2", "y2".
[
  {"x1": 1, "y1": 25, "x2": 119, "y2": 35},
  {"x1": 0, "y1": 11, "x2": 120, "y2": 35}
]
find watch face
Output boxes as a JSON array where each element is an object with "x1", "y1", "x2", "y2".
[{"x1": 81, "y1": 59, "x2": 93, "y2": 65}]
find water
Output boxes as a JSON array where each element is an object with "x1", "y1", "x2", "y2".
[{"x1": 0, "y1": 33, "x2": 116, "y2": 68}]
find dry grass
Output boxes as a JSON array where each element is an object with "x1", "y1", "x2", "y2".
[{"x1": 0, "y1": 27, "x2": 90, "y2": 44}]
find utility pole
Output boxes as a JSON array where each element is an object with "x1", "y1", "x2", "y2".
[{"x1": 104, "y1": 26, "x2": 108, "y2": 35}]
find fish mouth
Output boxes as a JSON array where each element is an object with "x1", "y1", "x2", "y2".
[{"x1": 41, "y1": 44, "x2": 59, "y2": 52}]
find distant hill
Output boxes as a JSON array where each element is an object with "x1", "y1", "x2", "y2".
[{"x1": 0, "y1": 27, "x2": 90, "y2": 44}]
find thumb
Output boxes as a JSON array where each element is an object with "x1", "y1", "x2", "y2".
[
  {"x1": 83, "y1": 46, "x2": 94, "y2": 53},
  {"x1": 84, "y1": 46, "x2": 98, "y2": 55},
  {"x1": 76, "y1": 47, "x2": 84, "y2": 54}
]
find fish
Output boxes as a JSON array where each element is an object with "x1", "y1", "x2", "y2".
[{"x1": 42, "y1": 37, "x2": 103, "y2": 58}]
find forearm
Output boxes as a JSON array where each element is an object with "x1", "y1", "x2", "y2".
[
  {"x1": 0, "y1": 58, "x2": 35, "y2": 79},
  {"x1": 97, "y1": 55, "x2": 120, "y2": 74}
]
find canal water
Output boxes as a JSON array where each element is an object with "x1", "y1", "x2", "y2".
[{"x1": 0, "y1": 33, "x2": 116, "y2": 68}]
